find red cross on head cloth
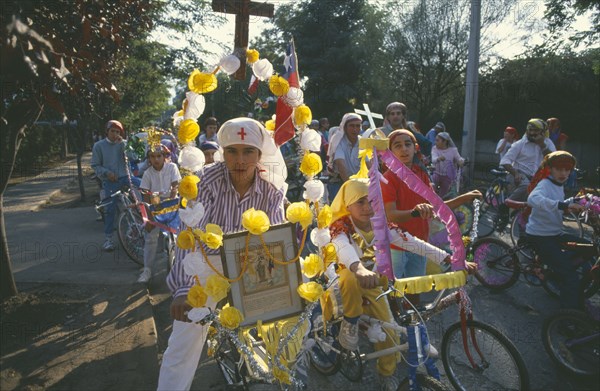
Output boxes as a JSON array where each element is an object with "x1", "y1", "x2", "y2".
[{"x1": 217, "y1": 117, "x2": 288, "y2": 192}]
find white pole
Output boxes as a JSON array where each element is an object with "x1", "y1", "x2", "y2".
[{"x1": 461, "y1": 0, "x2": 481, "y2": 180}]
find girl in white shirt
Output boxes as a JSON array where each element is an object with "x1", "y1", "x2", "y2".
[
  {"x1": 495, "y1": 126, "x2": 518, "y2": 160},
  {"x1": 431, "y1": 132, "x2": 464, "y2": 198}
]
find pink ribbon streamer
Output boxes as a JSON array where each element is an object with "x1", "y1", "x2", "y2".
[
  {"x1": 380, "y1": 150, "x2": 466, "y2": 270},
  {"x1": 367, "y1": 148, "x2": 395, "y2": 279}
]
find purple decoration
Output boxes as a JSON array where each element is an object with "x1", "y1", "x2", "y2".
[
  {"x1": 379, "y1": 150, "x2": 466, "y2": 270},
  {"x1": 367, "y1": 148, "x2": 395, "y2": 279}
]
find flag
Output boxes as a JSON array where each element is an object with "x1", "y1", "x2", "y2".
[
  {"x1": 274, "y1": 38, "x2": 300, "y2": 146},
  {"x1": 247, "y1": 74, "x2": 259, "y2": 95}
]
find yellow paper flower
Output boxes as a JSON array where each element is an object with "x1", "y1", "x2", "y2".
[
  {"x1": 273, "y1": 360, "x2": 291, "y2": 385},
  {"x1": 199, "y1": 224, "x2": 224, "y2": 249},
  {"x1": 265, "y1": 119, "x2": 276, "y2": 131},
  {"x1": 246, "y1": 49, "x2": 259, "y2": 64},
  {"x1": 286, "y1": 202, "x2": 313, "y2": 230},
  {"x1": 299, "y1": 152, "x2": 323, "y2": 177},
  {"x1": 219, "y1": 306, "x2": 244, "y2": 329},
  {"x1": 294, "y1": 104, "x2": 312, "y2": 126},
  {"x1": 462, "y1": 236, "x2": 472, "y2": 248},
  {"x1": 322, "y1": 243, "x2": 337, "y2": 266},
  {"x1": 177, "y1": 229, "x2": 196, "y2": 250},
  {"x1": 242, "y1": 208, "x2": 270, "y2": 235},
  {"x1": 187, "y1": 285, "x2": 208, "y2": 308},
  {"x1": 179, "y1": 175, "x2": 200, "y2": 200},
  {"x1": 188, "y1": 69, "x2": 218, "y2": 94},
  {"x1": 301, "y1": 254, "x2": 324, "y2": 278},
  {"x1": 317, "y1": 205, "x2": 333, "y2": 228},
  {"x1": 297, "y1": 281, "x2": 324, "y2": 302},
  {"x1": 178, "y1": 119, "x2": 200, "y2": 145},
  {"x1": 205, "y1": 274, "x2": 230, "y2": 302},
  {"x1": 269, "y1": 75, "x2": 290, "y2": 96}
]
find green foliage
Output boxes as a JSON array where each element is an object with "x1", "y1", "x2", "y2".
[{"x1": 544, "y1": 0, "x2": 600, "y2": 47}]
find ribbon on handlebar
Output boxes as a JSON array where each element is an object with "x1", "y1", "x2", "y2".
[{"x1": 138, "y1": 199, "x2": 180, "y2": 234}]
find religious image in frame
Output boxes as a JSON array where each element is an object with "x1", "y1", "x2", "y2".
[{"x1": 220, "y1": 223, "x2": 304, "y2": 326}]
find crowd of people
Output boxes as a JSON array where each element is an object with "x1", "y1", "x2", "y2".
[{"x1": 90, "y1": 104, "x2": 586, "y2": 390}]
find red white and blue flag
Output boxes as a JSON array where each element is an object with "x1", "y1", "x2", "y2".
[{"x1": 274, "y1": 38, "x2": 300, "y2": 146}]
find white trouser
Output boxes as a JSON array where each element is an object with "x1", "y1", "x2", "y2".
[{"x1": 144, "y1": 227, "x2": 160, "y2": 270}]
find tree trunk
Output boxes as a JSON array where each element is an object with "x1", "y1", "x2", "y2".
[
  {"x1": 74, "y1": 124, "x2": 86, "y2": 201},
  {"x1": 0, "y1": 102, "x2": 44, "y2": 300}
]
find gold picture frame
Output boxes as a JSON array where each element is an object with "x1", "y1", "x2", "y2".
[{"x1": 220, "y1": 222, "x2": 304, "y2": 326}]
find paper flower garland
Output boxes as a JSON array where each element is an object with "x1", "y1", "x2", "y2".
[
  {"x1": 219, "y1": 306, "x2": 244, "y2": 329},
  {"x1": 285, "y1": 202, "x2": 313, "y2": 230},
  {"x1": 299, "y1": 152, "x2": 323, "y2": 177},
  {"x1": 188, "y1": 69, "x2": 218, "y2": 94},
  {"x1": 178, "y1": 175, "x2": 200, "y2": 200},
  {"x1": 241, "y1": 208, "x2": 271, "y2": 235},
  {"x1": 218, "y1": 54, "x2": 241, "y2": 75},
  {"x1": 187, "y1": 285, "x2": 208, "y2": 307},
  {"x1": 300, "y1": 254, "x2": 324, "y2": 278},
  {"x1": 269, "y1": 75, "x2": 290, "y2": 96},
  {"x1": 246, "y1": 49, "x2": 259, "y2": 64},
  {"x1": 178, "y1": 119, "x2": 200, "y2": 145}
]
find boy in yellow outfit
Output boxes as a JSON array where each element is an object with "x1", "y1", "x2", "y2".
[{"x1": 329, "y1": 178, "x2": 470, "y2": 390}]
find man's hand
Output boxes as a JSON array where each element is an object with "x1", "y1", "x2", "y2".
[
  {"x1": 352, "y1": 262, "x2": 379, "y2": 289},
  {"x1": 170, "y1": 295, "x2": 192, "y2": 322},
  {"x1": 107, "y1": 172, "x2": 117, "y2": 182},
  {"x1": 567, "y1": 203, "x2": 584, "y2": 214},
  {"x1": 413, "y1": 203, "x2": 434, "y2": 219},
  {"x1": 465, "y1": 261, "x2": 478, "y2": 274}
]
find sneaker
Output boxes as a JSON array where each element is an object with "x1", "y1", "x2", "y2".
[
  {"x1": 338, "y1": 319, "x2": 359, "y2": 351},
  {"x1": 102, "y1": 239, "x2": 115, "y2": 252},
  {"x1": 379, "y1": 374, "x2": 400, "y2": 391},
  {"x1": 137, "y1": 267, "x2": 151, "y2": 283}
]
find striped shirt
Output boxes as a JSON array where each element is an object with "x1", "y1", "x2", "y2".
[{"x1": 166, "y1": 162, "x2": 286, "y2": 297}]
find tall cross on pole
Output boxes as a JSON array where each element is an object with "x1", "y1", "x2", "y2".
[
  {"x1": 212, "y1": 0, "x2": 274, "y2": 80},
  {"x1": 354, "y1": 103, "x2": 383, "y2": 131}
]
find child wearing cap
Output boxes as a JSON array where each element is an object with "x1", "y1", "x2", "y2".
[
  {"x1": 525, "y1": 151, "x2": 587, "y2": 309},
  {"x1": 431, "y1": 131, "x2": 465, "y2": 198},
  {"x1": 496, "y1": 126, "x2": 519, "y2": 160},
  {"x1": 199, "y1": 140, "x2": 220, "y2": 164}
]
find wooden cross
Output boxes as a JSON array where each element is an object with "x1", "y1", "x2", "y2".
[
  {"x1": 212, "y1": 0, "x2": 274, "y2": 80},
  {"x1": 354, "y1": 103, "x2": 383, "y2": 131}
]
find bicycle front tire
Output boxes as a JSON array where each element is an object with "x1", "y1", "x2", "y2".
[
  {"x1": 215, "y1": 335, "x2": 249, "y2": 390},
  {"x1": 117, "y1": 210, "x2": 144, "y2": 265},
  {"x1": 541, "y1": 309, "x2": 600, "y2": 377},
  {"x1": 472, "y1": 238, "x2": 520, "y2": 290},
  {"x1": 441, "y1": 320, "x2": 530, "y2": 391},
  {"x1": 397, "y1": 373, "x2": 452, "y2": 391}
]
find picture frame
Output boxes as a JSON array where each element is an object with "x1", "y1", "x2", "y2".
[{"x1": 220, "y1": 222, "x2": 304, "y2": 326}]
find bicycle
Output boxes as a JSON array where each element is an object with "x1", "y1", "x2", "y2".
[
  {"x1": 541, "y1": 309, "x2": 600, "y2": 377},
  {"x1": 477, "y1": 167, "x2": 511, "y2": 237},
  {"x1": 309, "y1": 274, "x2": 530, "y2": 391}
]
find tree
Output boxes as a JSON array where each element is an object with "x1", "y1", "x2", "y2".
[
  {"x1": 1, "y1": 0, "x2": 156, "y2": 299},
  {"x1": 544, "y1": 0, "x2": 600, "y2": 47}
]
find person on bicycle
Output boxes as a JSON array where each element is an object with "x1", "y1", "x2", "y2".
[
  {"x1": 91, "y1": 120, "x2": 140, "y2": 251},
  {"x1": 158, "y1": 118, "x2": 287, "y2": 391},
  {"x1": 137, "y1": 141, "x2": 181, "y2": 283},
  {"x1": 525, "y1": 151, "x2": 587, "y2": 309},
  {"x1": 330, "y1": 178, "x2": 465, "y2": 391},
  {"x1": 495, "y1": 126, "x2": 519, "y2": 160},
  {"x1": 499, "y1": 118, "x2": 556, "y2": 226},
  {"x1": 431, "y1": 132, "x2": 465, "y2": 198}
]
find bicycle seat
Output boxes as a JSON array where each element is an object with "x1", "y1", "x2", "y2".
[
  {"x1": 505, "y1": 199, "x2": 527, "y2": 209},
  {"x1": 490, "y1": 168, "x2": 508, "y2": 177}
]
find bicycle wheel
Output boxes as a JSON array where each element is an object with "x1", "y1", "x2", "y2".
[
  {"x1": 338, "y1": 348, "x2": 363, "y2": 382},
  {"x1": 441, "y1": 320, "x2": 530, "y2": 391},
  {"x1": 309, "y1": 320, "x2": 341, "y2": 376},
  {"x1": 477, "y1": 187, "x2": 500, "y2": 238},
  {"x1": 215, "y1": 335, "x2": 249, "y2": 389},
  {"x1": 397, "y1": 373, "x2": 452, "y2": 391},
  {"x1": 117, "y1": 210, "x2": 144, "y2": 265},
  {"x1": 165, "y1": 232, "x2": 176, "y2": 272},
  {"x1": 542, "y1": 309, "x2": 600, "y2": 377},
  {"x1": 541, "y1": 259, "x2": 600, "y2": 299},
  {"x1": 454, "y1": 203, "x2": 474, "y2": 235},
  {"x1": 509, "y1": 210, "x2": 535, "y2": 260},
  {"x1": 472, "y1": 238, "x2": 520, "y2": 290}
]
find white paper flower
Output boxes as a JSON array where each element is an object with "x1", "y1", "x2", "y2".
[
  {"x1": 252, "y1": 58, "x2": 273, "y2": 81},
  {"x1": 187, "y1": 307, "x2": 211, "y2": 323},
  {"x1": 179, "y1": 200, "x2": 205, "y2": 227},
  {"x1": 179, "y1": 145, "x2": 205, "y2": 172},
  {"x1": 182, "y1": 252, "x2": 210, "y2": 277},
  {"x1": 219, "y1": 54, "x2": 241, "y2": 75},
  {"x1": 173, "y1": 112, "x2": 184, "y2": 128},
  {"x1": 367, "y1": 323, "x2": 387, "y2": 343},
  {"x1": 300, "y1": 128, "x2": 322, "y2": 151},
  {"x1": 310, "y1": 228, "x2": 331, "y2": 248},
  {"x1": 184, "y1": 91, "x2": 206, "y2": 120},
  {"x1": 303, "y1": 180, "x2": 325, "y2": 202},
  {"x1": 283, "y1": 87, "x2": 304, "y2": 107}
]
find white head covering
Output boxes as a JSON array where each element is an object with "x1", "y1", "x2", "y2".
[
  {"x1": 436, "y1": 132, "x2": 456, "y2": 148},
  {"x1": 326, "y1": 113, "x2": 362, "y2": 170},
  {"x1": 217, "y1": 117, "x2": 287, "y2": 191}
]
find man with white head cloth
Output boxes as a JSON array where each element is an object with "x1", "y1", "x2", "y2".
[
  {"x1": 158, "y1": 117, "x2": 287, "y2": 391},
  {"x1": 326, "y1": 113, "x2": 362, "y2": 202}
]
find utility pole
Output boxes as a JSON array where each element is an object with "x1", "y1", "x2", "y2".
[{"x1": 461, "y1": 0, "x2": 481, "y2": 180}]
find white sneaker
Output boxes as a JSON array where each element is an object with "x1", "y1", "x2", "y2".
[
  {"x1": 137, "y1": 267, "x2": 151, "y2": 283},
  {"x1": 338, "y1": 319, "x2": 359, "y2": 351},
  {"x1": 102, "y1": 239, "x2": 115, "y2": 252},
  {"x1": 379, "y1": 374, "x2": 400, "y2": 391}
]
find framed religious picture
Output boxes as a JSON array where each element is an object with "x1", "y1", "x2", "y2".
[{"x1": 220, "y1": 222, "x2": 304, "y2": 326}]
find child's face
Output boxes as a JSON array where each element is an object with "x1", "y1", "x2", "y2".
[
  {"x1": 435, "y1": 136, "x2": 447, "y2": 149},
  {"x1": 203, "y1": 149, "x2": 217, "y2": 164},
  {"x1": 347, "y1": 196, "x2": 374, "y2": 225},
  {"x1": 550, "y1": 166, "x2": 571, "y2": 183},
  {"x1": 223, "y1": 144, "x2": 261, "y2": 182},
  {"x1": 107, "y1": 127, "x2": 122, "y2": 143},
  {"x1": 390, "y1": 134, "x2": 415, "y2": 165},
  {"x1": 206, "y1": 124, "x2": 217, "y2": 137},
  {"x1": 149, "y1": 151, "x2": 166, "y2": 170}
]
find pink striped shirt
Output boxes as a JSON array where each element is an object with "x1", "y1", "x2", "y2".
[{"x1": 167, "y1": 162, "x2": 286, "y2": 297}]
